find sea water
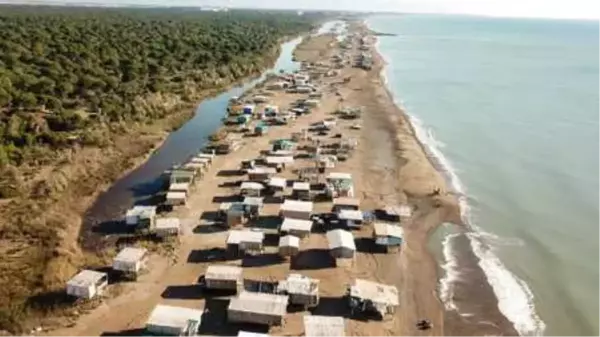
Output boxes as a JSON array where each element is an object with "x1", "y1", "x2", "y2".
[{"x1": 368, "y1": 14, "x2": 599, "y2": 336}]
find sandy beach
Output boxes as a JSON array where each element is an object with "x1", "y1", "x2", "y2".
[{"x1": 47, "y1": 21, "x2": 463, "y2": 336}]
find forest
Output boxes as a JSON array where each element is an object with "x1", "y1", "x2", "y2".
[
  {"x1": 0, "y1": 6, "x2": 323, "y2": 166},
  {"x1": 0, "y1": 6, "x2": 325, "y2": 332}
]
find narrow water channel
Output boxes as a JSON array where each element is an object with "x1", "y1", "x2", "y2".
[{"x1": 80, "y1": 36, "x2": 303, "y2": 246}]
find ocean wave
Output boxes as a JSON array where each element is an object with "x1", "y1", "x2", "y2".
[{"x1": 372, "y1": 32, "x2": 545, "y2": 336}]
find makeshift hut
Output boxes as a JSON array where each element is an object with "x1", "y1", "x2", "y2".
[
  {"x1": 223, "y1": 202, "x2": 248, "y2": 227},
  {"x1": 326, "y1": 229, "x2": 356, "y2": 259},
  {"x1": 279, "y1": 218, "x2": 313, "y2": 238},
  {"x1": 267, "y1": 177, "x2": 287, "y2": 195},
  {"x1": 280, "y1": 199, "x2": 313, "y2": 220},
  {"x1": 325, "y1": 172, "x2": 354, "y2": 199},
  {"x1": 248, "y1": 167, "x2": 277, "y2": 182},
  {"x1": 276, "y1": 274, "x2": 319, "y2": 308},
  {"x1": 303, "y1": 315, "x2": 345, "y2": 336},
  {"x1": 332, "y1": 197, "x2": 360, "y2": 213},
  {"x1": 265, "y1": 156, "x2": 294, "y2": 172},
  {"x1": 278, "y1": 235, "x2": 300, "y2": 257},
  {"x1": 227, "y1": 229, "x2": 265, "y2": 256},
  {"x1": 112, "y1": 247, "x2": 148, "y2": 279},
  {"x1": 240, "y1": 181, "x2": 265, "y2": 197},
  {"x1": 145, "y1": 304, "x2": 203, "y2": 336},
  {"x1": 169, "y1": 170, "x2": 195, "y2": 185},
  {"x1": 243, "y1": 197, "x2": 264, "y2": 218},
  {"x1": 168, "y1": 182, "x2": 190, "y2": 196},
  {"x1": 227, "y1": 291, "x2": 289, "y2": 326},
  {"x1": 204, "y1": 265, "x2": 243, "y2": 292},
  {"x1": 125, "y1": 205, "x2": 156, "y2": 230},
  {"x1": 165, "y1": 191, "x2": 187, "y2": 206},
  {"x1": 337, "y1": 209, "x2": 364, "y2": 229},
  {"x1": 382, "y1": 205, "x2": 413, "y2": 222},
  {"x1": 154, "y1": 217, "x2": 181, "y2": 238},
  {"x1": 373, "y1": 223, "x2": 404, "y2": 253},
  {"x1": 292, "y1": 181, "x2": 311, "y2": 201},
  {"x1": 66, "y1": 270, "x2": 108, "y2": 299},
  {"x1": 347, "y1": 279, "x2": 399, "y2": 317}
]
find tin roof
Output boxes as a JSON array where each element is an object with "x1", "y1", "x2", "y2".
[
  {"x1": 268, "y1": 177, "x2": 287, "y2": 188},
  {"x1": 126, "y1": 205, "x2": 156, "y2": 218},
  {"x1": 326, "y1": 229, "x2": 356, "y2": 251},
  {"x1": 114, "y1": 247, "x2": 147, "y2": 264},
  {"x1": 280, "y1": 218, "x2": 313, "y2": 233},
  {"x1": 326, "y1": 172, "x2": 352, "y2": 180},
  {"x1": 337, "y1": 209, "x2": 363, "y2": 221},
  {"x1": 205, "y1": 265, "x2": 243, "y2": 281},
  {"x1": 348, "y1": 279, "x2": 399, "y2": 306},
  {"x1": 67, "y1": 269, "x2": 107, "y2": 287},
  {"x1": 281, "y1": 200, "x2": 313, "y2": 214},
  {"x1": 241, "y1": 182, "x2": 265, "y2": 190},
  {"x1": 169, "y1": 182, "x2": 190, "y2": 192},
  {"x1": 227, "y1": 230, "x2": 265, "y2": 245},
  {"x1": 166, "y1": 191, "x2": 186, "y2": 200},
  {"x1": 277, "y1": 273, "x2": 319, "y2": 296},
  {"x1": 266, "y1": 156, "x2": 294, "y2": 164},
  {"x1": 304, "y1": 315, "x2": 345, "y2": 336},
  {"x1": 243, "y1": 197, "x2": 264, "y2": 207},
  {"x1": 247, "y1": 167, "x2": 278, "y2": 175},
  {"x1": 228, "y1": 291, "x2": 288, "y2": 317},
  {"x1": 279, "y1": 235, "x2": 300, "y2": 248},
  {"x1": 292, "y1": 182, "x2": 310, "y2": 191},
  {"x1": 155, "y1": 217, "x2": 180, "y2": 230},
  {"x1": 146, "y1": 304, "x2": 203, "y2": 330},
  {"x1": 373, "y1": 223, "x2": 404, "y2": 239}
]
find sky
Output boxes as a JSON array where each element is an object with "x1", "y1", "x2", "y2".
[{"x1": 9, "y1": 0, "x2": 600, "y2": 19}]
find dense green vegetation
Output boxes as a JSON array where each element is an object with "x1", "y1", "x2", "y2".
[
  {"x1": 0, "y1": 6, "x2": 325, "y2": 332},
  {"x1": 0, "y1": 6, "x2": 323, "y2": 166}
]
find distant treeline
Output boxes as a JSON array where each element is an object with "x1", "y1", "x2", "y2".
[{"x1": 0, "y1": 6, "x2": 325, "y2": 165}]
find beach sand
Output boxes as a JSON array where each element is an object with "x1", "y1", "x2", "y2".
[{"x1": 48, "y1": 22, "x2": 464, "y2": 336}]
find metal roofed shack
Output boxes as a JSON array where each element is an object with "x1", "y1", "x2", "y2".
[
  {"x1": 112, "y1": 247, "x2": 148, "y2": 279},
  {"x1": 276, "y1": 273, "x2": 319, "y2": 308},
  {"x1": 292, "y1": 181, "x2": 311, "y2": 201},
  {"x1": 227, "y1": 291, "x2": 289, "y2": 326},
  {"x1": 204, "y1": 265, "x2": 243, "y2": 292},
  {"x1": 372, "y1": 222, "x2": 404, "y2": 253},
  {"x1": 326, "y1": 229, "x2": 356, "y2": 259},
  {"x1": 240, "y1": 181, "x2": 265, "y2": 197},
  {"x1": 154, "y1": 217, "x2": 181, "y2": 238},
  {"x1": 227, "y1": 229, "x2": 265, "y2": 256},
  {"x1": 303, "y1": 315, "x2": 345, "y2": 336},
  {"x1": 347, "y1": 279, "x2": 399, "y2": 318},
  {"x1": 332, "y1": 197, "x2": 360, "y2": 212},
  {"x1": 66, "y1": 270, "x2": 108, "y2": 299},
  {"x1": 278, "y1": 235, "x2": 300, "y2": 258},
  {"x1": 337, "y1": 209, "x2": 364, "y2": 229},
  {"x1": 145, "y1": 304, "x2": 203, "y2": 336},
  {"x1": 280, "y1": 199, "x2": 313, "y2": 220},
  {"x1": 279, "y1": 218, "x2": 313, "y2": 238},
  {"x1": 382, "y1": 204, "x2": 413, "y2": 222},
  {"x1": 248, "y1": 167, "x2": 278, "y2": 182},
  {"x1": 165, "y1": 191, "x2": 187, "y2": 206},
  {"x1": 125, "y1": 205, "x2": 156, "y2": 230},
  {"x1": 325, "y1": 172, "x2": 354, "y2": 199}
]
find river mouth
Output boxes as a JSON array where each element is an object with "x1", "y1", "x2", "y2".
[{"x1": 79, "y1": 36, "x2": 304, "y2": 250}]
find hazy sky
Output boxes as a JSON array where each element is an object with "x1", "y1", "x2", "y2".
[{"x1": 21, "y1": 0, "x2": 600, "y2": 19}]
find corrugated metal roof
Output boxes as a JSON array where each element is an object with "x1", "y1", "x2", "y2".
[
  {"x1": 146, "y1": 304, "x2": 203, "y2": 330},
  {"x1": 166, "y1": 191, "x2": 186, "y2": 200},
  {"x1": 67, "y1": 270, "x2": 107, "y2": 287},
  {"x1": 292, "y1": 182, "x2": 310, "y2": 191},
  {"x1": 228, "y1": 291, "x2": 288, "y2": 316},
  {"x1": 227, "y1": 230, "x2": 265, "y2": 245},
  {"x1": 304, "y1": 315, "x2": 345, "y2": 336},
  {"x1": 280, "y1": 218, "x2": 313, "y2": 233},
  {"x1": 326, "y1": 229, "x2": 356, "y2": 250},
  {"x1": 277, "y1": 274, "x2": 319, "y2": 296},
  {"x1": 205, "y1": 265, "x2": 243, "y2": 281},
  {"x1": 126, "y1": 205, "x2": 156, "y2": 218},
  {"x1": 241, "y1": 182, "x2": 265, "y2": 190},
  {"x1": 268, "y1": 177, "x2": 287, "y2": 188},
  {"x1": 279, "y1": 235, "x2": 300, "y2": 248},
  {"x1": 114, "y1": 247, "x2": 147, "y2": 263},
  {"x1": 281, "y1": 200, "x2": 313, "y2": 213},
  {"x1": 169, "y1": 182, "x2": 190, "y2": 192},
  {"x1": 337, "y1": 209, "x2": 363, "y2": 221}
]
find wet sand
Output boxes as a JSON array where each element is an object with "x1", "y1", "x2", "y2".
[{"x1": 48, "y1": 22, "x2": 465, "y2": 336}]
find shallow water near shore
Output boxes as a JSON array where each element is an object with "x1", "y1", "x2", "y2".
[{"x1": 368, "y1": 14, "x2": 599, "y2": 336}]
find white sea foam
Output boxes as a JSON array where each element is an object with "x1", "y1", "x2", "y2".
[{"x1": 369, "y1": 19, "x2": 546, "y2": 335}]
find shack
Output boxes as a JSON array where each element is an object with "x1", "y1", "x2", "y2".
[
  {"x1": 280, "y1": 199, "x2": 313, "y2": 220},
  {"x1": 112, "y1": 247, "x2": 148, "y2": 279},
  {"x1": 240, "y1": 181, "x2": 265, "y2": 197},
  {"x1": 228, "y1": 291, "x2": 289, "y2": 326},
  {"x1": 272, "y1": 139, "x2": 295, "y2": 151},
  {"x1": 347, "y1": 279, "x2": 399, "y2": 317},
  {"x1": 265, "y1": 156, "x2": 294, "y2": 171},
  {"x1": 154, "y1": 217, "x2": 181, "y2": 238},
  {"x1": 145, "y1": 304, "x2": 203, "y2": 336},
  {"x1": 243, "y1": 197, "x2": 264, "y2": 218},
  {"x1": 292, "y1": 182, "x2": 311, "y2": 201},
  {"x1": 332, "y1": 197, "x2": 360, "y2": 213},
  {"x1": 382, "y1": 205, "x2": 413, "y2": 222},
  {"x1": 325, "y1": 172, "x2": 354, "y2": 199},
  {"x1": 66, "y1": 270, "x2": 108, "y2": 299},
  {"x1": 204, "y1": 265, "x2": 243, "y2": 292},
  {"x1": 276, "y1": 274, "x2": 319, "y2": 308},
  {"x1": 223, "y1": 202, "x2": 248, "y2": 227},
  {"x1": 169, "y1": 182, "x2": 190, "y2": 196},
  {"x1": 303, "y1": 315, "x2": 345, "y2": 336},
  {"x1": 337, "y1": 209, "x2": 364, "y2": 229},
  {"x1": 227, "y1": 229, "x2": 265, "y2": 256},
  {"x1": 279, "y1": 218, "x2": 313, "y2": 238},
  {"x1": 125, "y1": 205, "x2": 156, "y2": 230},
  {"x1": 165, "y1": 191, "x2": 187, "y2": 206},
  {"x1": 326, "y1": 229, "x2": 356, "y2": 259},
  {"x1": 248, "y1": 167, "x2": 277, "y2": 182},
  {"x1": 278, "y1": 235, "x2": 300, "y2": 257},
  {"x1": 267, "y1": 177, "x2": 287, "y2": 195},
  {"x1": 373, "y1": 223, "x2": 404, "y2": 253},
  {"x1": 169, "y1": 170, "x2": 195, "y2": 185}
]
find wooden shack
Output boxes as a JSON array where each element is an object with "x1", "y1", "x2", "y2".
[
  {"x1": 326, "y1": 229, "x2": 356, "y2": 259},
  {"x1": 154, "y1": 217, "x2": 181, "y2": 238},
  {"x1": 303, "y1": 315, "x2": 345, "y2": 336},
  {"x1": 145, "y1": 304, "x2": 203, "y2": 336},
  {"x1": 227, "y1": 229, "x2": 265, "y2": 256},
  {"x1": 372, "y1": 222, "x2": 404, "y2": 253},
  {"x1": 280, "y1": 199, "x2": 313, "y2": 220},
  {"x1": 276, "y1": 274, "x2": 319, "y2": 308},
  {"x1": 292, "y1": 182, "x2": 311, "y2": 201},
  {"x1": 279, "y1": 218, "x2": 313, "y2": 238},
  {"x1": 112, "y1": 247, "x2": 148, "y2": 279},
  {"x1": 227, "y1": 291, "x2": 289, "y2": 326},
  {"x1": 204, "y1": 265, "x2": 243, "y2": 292},
  {"x1": 347, "y1": 279, "x2": 399, "y2": 317},
  {"x1": 66, "y1": 270, "x2": 108, "y2": 299},
  {"x1": 278, "y1": 235, "x2": 300, "y2": 257}
]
